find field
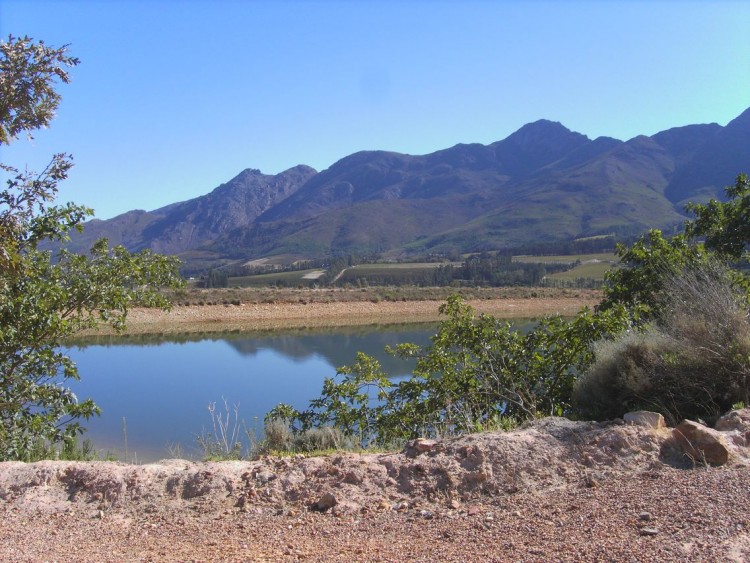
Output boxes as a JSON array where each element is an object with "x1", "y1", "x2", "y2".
[
  {"x1": 336, "y1": 262, "x2": 457, "y2": 283},
  {"x1": 228, "y1": 269, "x2": 323, "y2": 288},
  {"x1": 210, "y1": 254, "x2": 619, "y2": 288},
  {"x1": 513, "y1": 252, "x2": 617, "y2": 264}
]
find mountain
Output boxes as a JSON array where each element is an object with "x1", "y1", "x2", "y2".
[
  {"x1": 68, "y1": 165, "x2": 317, "y2": 255},
  {"x1": 66, "y1": 109, "x2": 750, "y2": 269}
]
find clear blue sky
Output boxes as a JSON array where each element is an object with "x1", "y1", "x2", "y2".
[{"x1": 2, "y1": 0, "x2": 749, "y2": 219}]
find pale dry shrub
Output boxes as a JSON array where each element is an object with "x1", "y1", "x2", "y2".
[
  {"x1": 574, "y1": 262, "x2": 750, "y2": 425},
  {"x1": 252, "y1": 420, "x2": 351, "y2": 456}
]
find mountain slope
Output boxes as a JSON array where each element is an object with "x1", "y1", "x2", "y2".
[
  {"x1": 66, "y1": 165, "x2": 317, "y2": 255},
  {"x1": 68, "y1": 108, "x2": 750, "y2": 267}
]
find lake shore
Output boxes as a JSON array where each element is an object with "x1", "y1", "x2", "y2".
[{"x1": 89, "y1": 288, "x2": 602, "y2": 335}]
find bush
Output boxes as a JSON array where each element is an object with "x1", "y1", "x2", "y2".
[
  {"x1": 574, "y1": 263, "x2": 750, "y2": 424},
  {"x1": 267, "y1": 296, "x2": 632, "y2": 446},
  {"x1": 253, "y1": 418, "x2": 351, "y2": 456}
]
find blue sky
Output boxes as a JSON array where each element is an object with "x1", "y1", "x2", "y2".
[{"x1": 2, "y1": 0, "x2": 749, "y2": 219}]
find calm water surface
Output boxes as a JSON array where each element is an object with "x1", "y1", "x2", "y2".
[{"x1": 64, "y1": 324, "x2": 437, "y2": 461}]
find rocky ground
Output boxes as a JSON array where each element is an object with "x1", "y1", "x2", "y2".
[{"x1": 2, "y1": 414, "x2": 750, "y2": 561}]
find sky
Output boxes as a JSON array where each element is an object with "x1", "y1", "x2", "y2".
[{"x1": 1, "y1": 0, "x2": 749, "y2": 220}]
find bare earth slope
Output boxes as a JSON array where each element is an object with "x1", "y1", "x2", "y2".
[
  {"x1": 85, "y1": 289, "x2": 601, "y2": 335},
  {"x1": 2, "y1": 417, "x2": 750, "y2": 562}
]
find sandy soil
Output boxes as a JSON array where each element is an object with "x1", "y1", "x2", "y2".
[
  {"x1": 88, "y1": 295, "x2": 600, "y2": 336},
  {"x1": 2, "y1": 416, "x2": 750, "y2": 562}
]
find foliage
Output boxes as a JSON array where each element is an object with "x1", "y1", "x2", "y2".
[
  {"x1": 600, "y1": 229, "x2": 709, "y2": 317},
  {"x1": 575, "y1": 262, "x2": 750, "y2": 424},
  {"x1": 0, "y1": 35, "x2": 79, "y2": 145},
  {"x1": 253, "y1": 418, "x2": 352, "y2": 456},
  {"x1": 22, "y1": 436, "x2": 113, "y2": 462},
  {"x1": 686, "y1": 173, "x2": 750, "y2": 260},
  {"x1": 0, "y1": 36, "x2": 183, "y2": 461},
  {"x1": 268, "y1": 296, "x2": 632, "y2": 446},
  {"x1": 202, "y1": 268, "x2": 229, "y2": 288}
]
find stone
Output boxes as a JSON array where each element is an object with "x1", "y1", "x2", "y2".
[
  {"x1": 715, "y1": 408, "x2": 750, "y2": 432},
  {"x1": 637, "y1": 512, "x2": 652, "y2": 522},
  {"x1": 254, "y1": 470, "x2": 276, "y2": 484},
  {"x1": 312, "y1": 492, "x2": 337, "y2": 512},
  {"x1": 624, "y1": 411, "x2": 666, "y2": 429},
  {"x1": 639, "y1": 527, "x2": 659, "y2": 536},
  {"x1": 673, "y1": 420, "x2": 731, "y2": 465}
]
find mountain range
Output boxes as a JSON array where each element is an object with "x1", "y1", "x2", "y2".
[{"x1": 68, "y1": 107, "x2": 750, "y2": 271}]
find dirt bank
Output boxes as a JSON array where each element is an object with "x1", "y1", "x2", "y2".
[
  {"x1": 89, "y1": 291, "x2": 601, "y2": 336},
  {"x1": 2, "y1": 417, "x2": 749, "y2": 561}
]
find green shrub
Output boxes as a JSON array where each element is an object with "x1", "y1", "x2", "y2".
[{"x1": 267, "y1": 295, "x2": 631, "y2": 446}]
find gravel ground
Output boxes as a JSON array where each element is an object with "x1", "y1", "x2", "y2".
[{"x1": 2, "y1": 418, "x2": 749, "y2": 562}]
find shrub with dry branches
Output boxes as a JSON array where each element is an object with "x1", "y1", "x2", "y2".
[{"x1": 574, "y1": 262, "x2": 750, "y2": 424}]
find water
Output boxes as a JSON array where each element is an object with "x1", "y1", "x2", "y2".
[{"x1": 64, "y1": 324, "x2": 437, "y2": 461}]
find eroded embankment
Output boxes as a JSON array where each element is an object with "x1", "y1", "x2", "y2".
[{"x1": 3, "y1": 416, "x2": 750, "y2": 561}]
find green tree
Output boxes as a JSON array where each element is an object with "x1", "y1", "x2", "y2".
[
  {"x1": 686, "y1": 173, "x2": 750, "y2": 260},
  {"x1": 269, "y1": 296, "x2": 632, "y2": 446},
  {"x1": 0, "y1": 36, "x2": 183, "y2": 461},
  {"x1": 600, "y1": 229, "x2": 709, "y2": 317}
]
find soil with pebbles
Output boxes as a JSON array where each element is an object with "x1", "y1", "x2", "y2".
[{"x1": 2, "y1": 417, "x2": 750, "y2": 561}]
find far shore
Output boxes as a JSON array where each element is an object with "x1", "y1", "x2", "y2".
[{"x1": 84, "y1": 288, "x2": 602, "y2": 336}]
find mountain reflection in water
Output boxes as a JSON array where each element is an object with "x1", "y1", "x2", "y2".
[
  {"x1": 65, "y1": 321, "x2": 537, "y2": 462},
  {"x1": 64, "y1": 324, "x2": 438, "y2": 462}
]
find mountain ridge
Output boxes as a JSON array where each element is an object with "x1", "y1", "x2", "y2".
[{"x1": 65, "y1": 109, "x2": 750, "y2": 270}]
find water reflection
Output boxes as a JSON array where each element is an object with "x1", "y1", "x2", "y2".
[
  {"x1": 65, "y1": 324, "x2": 437, "y2": 462},
  {"x1": 66, "y1": 320, "x2": 538, "y2": 462}
]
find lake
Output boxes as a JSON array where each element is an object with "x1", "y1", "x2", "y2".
[{"x1": 64, "y1": 324, "x2": 438, "y2": 462}]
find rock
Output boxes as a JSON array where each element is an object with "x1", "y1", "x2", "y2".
[
  {"x1": 624, "y1": 411, "x2": 666, "y2": 429},
  {"x1": 404, "y1": 438, "x2": 438, "y2": 457},
  {"x1": 639, "y1": 527, "x2": 659, "y2": 536},
  {"x1": 637, "y1": 512, "x2": 652, "y2": 522},
  {"x1": 254, "y1": 470, "x2": 276, "y2": 484},
  {"x1": 715, "y1": 408, "x2": 750, "y2": 432},
  {"x1": 331, "y1": 500, "x2": 361, "y2": 516},
  {"x1": 673, "y1": 420, "x2": 731, "y2": 465},
  {"x1": 312, "y1": 492, "x2": 337, "y2": 512},
  {"x1": 377, "y1": 498, "x2": 391, "y2": 511}
]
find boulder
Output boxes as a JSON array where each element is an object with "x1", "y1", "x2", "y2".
[
  {"x1": 403, "y1": 438, "x2": 439, "y2": 457},
  {"x1": 623, "y1": 411, "x2": 666, "y2": 429},
  {"x1": 312, "y1": 492, "x2": 337, "y2": 512},
  {"x1": 715, "y1": 408, "x2": 750, "y2": 432},
  {"x1": 673, "y1": 420, "x2": 731, "y2": 465}
]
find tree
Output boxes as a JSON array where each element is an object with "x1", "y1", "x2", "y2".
[
  {"x1": 686, "y1": 173, "x2": 750, "y2": 260},
  {"x1": 599, "y1": 229, "x2": 709, "y2": 317},
  {"x1": 0, "y1": 36, "x2": 183, "y2": 461},
  {"x1": 269, "y1": 296, "x2": 632, "y2": 446}
]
